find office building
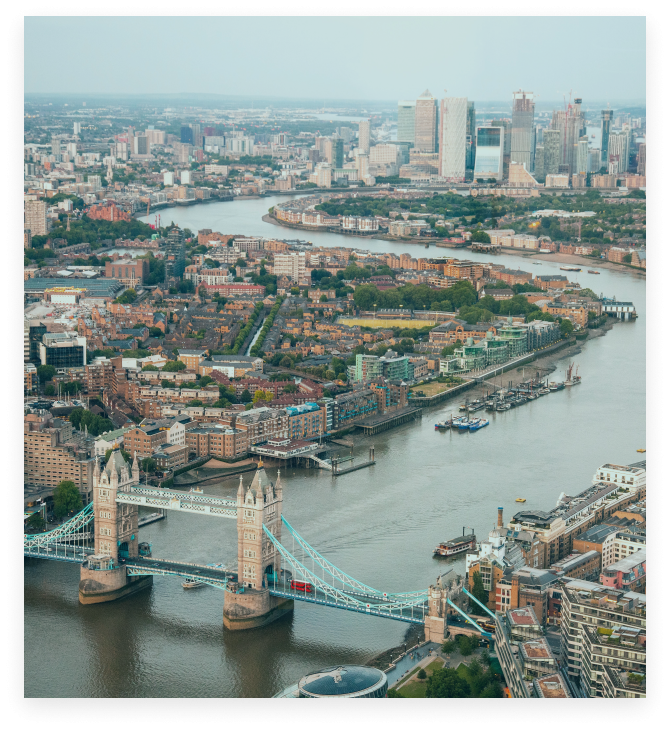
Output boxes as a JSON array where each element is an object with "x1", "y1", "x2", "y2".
[
  {"x1": 39, "y1": 332, "x2": 87, "y2": 370},
  {"x1": 369, "y1": 144, "x2": 401, "y2": 177},
  {"x1": 490, "y1": 119, "x2": 512, "y2": 177},
  {"x1": 608, "y1": 132, "x2": 630, "y2": 174},
  {"x1": 397, "y1": 101, "x2": 416, "y2": 146},
  {"x1": 474, "y1": 126, "x2": 504, "y2": 181},
  {"x1": 133, "y1": 135, "x2": 148, "y2": 155},
  {"x1": 438, "y1": 97, "x2": 467, "y2": 181},
  {"x1": 163, "y1": 171, "x2": 174, "y2": 186},
  {"x1": 588, "y1": 148, "x2": 601, "y2": 173},
  {"x1": 180, "y1": 170, "x2": 192, "y2": 185},
  {"x1": 358, "y1": 120, "x2": 370, "y2": 154},
  {"x1": 542, "y1": 129, "x2": 561, "y2": 176},
  {"x1": 414, "y1": 90, "x2": 438, "y2": 153},
  {"x1": 181, "y1": 126, "x2": 194, "y2": 144},
  {"x1": 601, "y1": 109, "x2": 613, "y2": 169},
  {"x1": 511, "y1": 91, "x2": 535, "y2": 171},
  {"x1": 534, "y1": 146, "x2": 544, "y2": 179},
  {"x1": 73, "y1": 122, "x2": 81, "y2": 135},
  {"x1": 165, "y1": 226, "x2": 186, "y2": 279},
  {"x1": 24, "y1": 199, "x2": 48, "y2": 236}
]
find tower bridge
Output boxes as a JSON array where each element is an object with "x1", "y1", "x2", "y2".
[{"x1": 23, "y1": 446, "x2": 488, "y2": 641}]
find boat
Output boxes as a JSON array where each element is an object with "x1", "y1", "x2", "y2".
[
  {"x1": 637, "y1": 448, "x2": 646, "y2": 453},
  {"x1": 515, "y1": 498, "x2": 526, "y2": 503},
  {"x1": 560, "y1": 266, "x2": 581, "y2": 271},
  {"x1": 457, "y1": 419, "x2": 473, "y2": 430},
  {"x1": 469, "y1": 418, "x2": 489, "y2": 431},
  {"x1": 538, "y1": 388, "x2": 550, "y2": 395},
  {"x1": 564, "y1": 362, "x2": 581, "y2": 387},
  {"x1": 188, "y1": 487, "x2": 204, "y2": 494},
  {"x1": 435, "y1": 420, "x2": 451, "y2": 431},
  {"x1": 495, "y1": 402, "x2": 511, "y2": 412},
  {"x1": 548, "y1": 381, "x2": 565, "y2": 391},
  {"x1": 588, "y1": 270, "x2": 600, "y2": 274},
  {"x1": 450, "y1": 417, "x2": 468, "y2": 429},
  {"x1": 182, "y1": 578, "x2": 205, "y2": 589},
  {"x1": 433, "y1": 533, "x2": 477, "y2": 557}
]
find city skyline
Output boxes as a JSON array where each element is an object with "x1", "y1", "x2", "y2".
[{"x1": 24, "y1": 17, "x2": 645, "y2": 102}]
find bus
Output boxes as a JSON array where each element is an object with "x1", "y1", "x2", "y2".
[
  {"x1": 290, "y1": 580, "x2": 313, "y2": 593},
  {"x1": 477, "y1": 619, "x2": 496, "y2": 634}
]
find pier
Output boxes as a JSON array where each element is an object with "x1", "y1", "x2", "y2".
[
  {"x1": 138, "y1": 510, "x2": 167, "y2": 528},
  {"x1": 332, "y1": 447, "x2": 376, "y2": 476},
  {"x1": 355, "y1": 406, "x2": 423, "y2": 435}
]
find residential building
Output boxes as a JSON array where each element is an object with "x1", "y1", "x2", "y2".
[
  {"x1": 608, "y1": 132, "x2": 630, "y2": 174},
  {"x1": 358, "y1": 120, "x2": 370, "y2": 154},
  {"x1": 165, "y1": 226, "x2": 185, "y2": 279},
  {"x1": 600, "y1": 549, "x2": 646, "y2": 592},
  {"x1": 25, "y1": 199, "x2": 48, "y2": 236},
  {"x1": 510, "y1": 91, "x2": 535, "y2": 171},
  {"x1": 273, "y1": 252, "x2": 306, "y2": 284},
  {"x1": 177, "y1": 349, "x2": 209, "y2": 370},
  {"x1": 414, "y1": 90, "x2": 438, "y2": 153},
  {"x1": 637, "y1": 142, "x2": 646, "y2": 176},
  {"x1": 438, "y1": 97, "x2": 467, "y2": 181},
  {"x1": 559, "y1": 579, "x2": 646, "y2": 694}
]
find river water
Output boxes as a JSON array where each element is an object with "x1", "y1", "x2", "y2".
[{"x1": 24, "y1": 195, "x2": 646, "y2": 697}]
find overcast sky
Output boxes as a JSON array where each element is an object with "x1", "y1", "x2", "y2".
[{"x1": 25, "y1": 16, "x2": 646, "y2": 103}]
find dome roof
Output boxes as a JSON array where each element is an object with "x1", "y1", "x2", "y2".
[{"x1": 298, "y1": 665, "x2": 387, "y2": 697}]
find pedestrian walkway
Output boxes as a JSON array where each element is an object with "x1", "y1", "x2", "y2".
[{"x1": 387, "y1": 643, "x2": 440, "y2": 688}]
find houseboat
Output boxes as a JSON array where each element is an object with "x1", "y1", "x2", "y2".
[{"x1": 433, "y1": 533, "x2": 477, "y2": 558}]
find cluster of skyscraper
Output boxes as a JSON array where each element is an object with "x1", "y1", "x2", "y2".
[{"x1": 394, "y1": 90, "x2": 637, "y2": 184}]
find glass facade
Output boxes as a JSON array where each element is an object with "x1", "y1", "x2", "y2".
[
  {"x1": 474, "y1": 126, "x2": 503, "y2": 180},
  {"x1": 397, "y1": 101, "x2": 416, "y2": 146}
]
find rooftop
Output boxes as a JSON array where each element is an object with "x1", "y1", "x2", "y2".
[
  {"x1": 520, "y1": 638, "x2": 553, "y2": 661},
  {"x1": 534, "y1": 673, "x2": 572, "y2": 698},
  {"x1": 507, "y1": 606, "x2": 540, "y2": 626}
]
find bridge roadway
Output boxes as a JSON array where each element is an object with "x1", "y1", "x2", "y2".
[
  {"x1": 24, "y1": 544, "x2": 94, "y2": 563},
  {"x1": 267, "y1": 581, "x2": 428, "y2": 624},
  {"x1": 116, "y1": 485, "x2": 237, "y2": 518},
  {"x1": 124, "y1": 557, "x2": 232, "y2": 589}
]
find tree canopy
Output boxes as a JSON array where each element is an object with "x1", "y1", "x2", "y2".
[{"x1": 53, "y1": 480, "x2": 83, "y2": 519}]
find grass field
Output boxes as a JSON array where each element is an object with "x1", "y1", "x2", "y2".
[
  {"x1": 410, "y1": 380, "x2": 464, "y2": 397},
  {"x1": 338, "y1": 318, "x2": 436, "y2": 329},
  {"x1": 395, "y1": 659, "x2": 445, "y2": 698}
]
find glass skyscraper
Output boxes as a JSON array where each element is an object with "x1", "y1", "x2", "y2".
[
  {"x1": 438, "y1": 97, "x2": 467, "y2": 181},
  {"x1": 397, "y1": 101, "x2": 416, "y2": 146},
  {"x1": 474, "y1": 126, "x2": 504, "y2": 181},
  {"x1": 601, "y1": 109, "x2": 614, "y2": 170}
]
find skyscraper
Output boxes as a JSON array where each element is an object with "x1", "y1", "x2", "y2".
[
  {"x1": 574, "y1": 137, "x2": 589, "y2": 175},
  {"x1": 181, "y1": 126, "x2": 194, "y2": 145},
  {"x1": 466, "y1": 102, "x2": 476, "y2": 169},
  {"x1": 24, "y1": 200, "x2": 47, "y2": 237},
  {"x1": 474, "y1": 126, "x2": 504, "y2": 181},
  {"x1": 414, "y1": 90, "x2": 438, "y2": 153},
  {"x1": 397, "y1": 101, "x2": 416, "y2": 146},
  {"x1": 490, "y1": 119, "x2": 512, "y2": 178},
  {"x1": 438, "y1": 97, "x2": 467, "y2": 181},
  {"x1": 637, "y1": 142, "x2": 646, "y2": 176},
  {"x1": 358, "y1": 120, "x2": 370, "y2": 154},
  {"x1": 543, "y1": 129, "x2": 561, "y2": 176},
  {"x1": 534, "y1": 145, "x2": 544, "y2": 179},
  {"x1": 551, "y1": 100, "x2": 585, "y2": 176},
  {"x1": 511, "y1": 91, "x2": 535, "y2": 171},
  {"x1": 332, "y1": 138, "x2": 344, "y2": 168},
  {"x1": 165, "y1": 226, "x2": 185, "y2": 280},
  {"x1": 600, "y1": 109, "x2": 613, "y2": 171}
]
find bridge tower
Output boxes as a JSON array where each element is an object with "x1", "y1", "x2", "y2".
[
  {"x1": 78, "y1": 447, "x2": 152, "y2": 604},
  {"x1": 223, "y1": 463, "x2": 294, "y2": 630}
]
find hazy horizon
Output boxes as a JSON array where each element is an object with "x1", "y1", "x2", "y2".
[{"x1": 25, "y1": 17, "x2": 645, "y2": 103}]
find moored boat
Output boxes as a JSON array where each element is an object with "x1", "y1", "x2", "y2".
[
  {"x1": 433, "y1": 533, "x2": 477, "y2": 557},
  {"x1": 469, "y1": 418, "x2": 489, "y2": 431},
  {"x1": 515, "y1": 498, "x2": 526, "y2": 503},
  {"x1": 560, "y1": 266, "x2": 581, "y2": 271},
  {"x1": 588, "y1": 269, "x2": 600, "y2": 274},
  {"x1": 435, "y1": 420, "x2": 451, "y2": 431},
  {"x1": 495, "y1": 402, "x2": 511, "y2": 411}
]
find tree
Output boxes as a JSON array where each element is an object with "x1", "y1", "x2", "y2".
[
  {"x1": 252, "y1": 389, "x2": 273, "y2": 404},
  {"x1": 37, "y1": 364, "x2": 56, "y2": 383},
  {"x1": 282, "y1": 383, "x2": 298, "y2": 394},
  {"x1": 53, "y1": 480, "x2": 83, "y2": 519},
  {"x1": 44, "y1": 383, "x2": 56, "y2": 396},
  {"x1": 470, "y1": 571, "x2": 489, "y2": 616},
  {"x1": 199, "y1": 376, "x2": 214, "y2": 387},
  {"x1": 425, "y1": 667, "x2": 470, "y2": 698},
  {"x1": 26, "y1": 512, "x2": 45, "y2": 531},
  {"x1": 142, "y1": 364, "x2": 159, "y2": 372},
  {"x1": 162, "y1": 360, "x2": 186, "y2": 372},
  {"x1": 319, "y1": 294, "x2": 328, "y2": 302},
  {"x1": 240, "y1": 389, "x2": 252, "y2": 403},
  {"x1": 104, "y1": 448, "x2": 131, "y2": 463},
  {"x1": 417, "y1": 668, "x2": 427, "y2": 680},
  {"x1": 141, "y1": 457, "x2": 156, "y2": 473},
  {"x1": 623, "y1": 253, "x2": 632, "y2": 263},
  {"x1": 149, "y1": 326, "x2": 164, "y2": 338},
  {"x1": 161, "y1": 379, "x2": 171, "y2": 388},
  {"x1": 114, "y1": 288, "x2": 137, "y2": 305},
  {"x1": 188, "y1": 399, "x2": 204, "y2": 406},
  {"x1": 458, "y1": 634, "x2": 475, "y2": 656},
  {"x1": 470, "y1": 230, "x2": 491, "y2": 243},
  {"x1": 279, "y1": 356, "x2": 293, "y2": 368},
  {"x1": 559, "y1": 318, "x2": 575, "y2": 337},
  {"x1": 442, "y1": 640, "x2": 457, "y2": 654}
]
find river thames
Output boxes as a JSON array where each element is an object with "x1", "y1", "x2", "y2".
[{"x1": 24, "y1": 195, "x2": 645, "y2": 697}]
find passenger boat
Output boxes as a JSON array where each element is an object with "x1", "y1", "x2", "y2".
[
  {"x1": 469, "y1": 418, "x2": 489, "y2": 431},
  {"x1": 515, "y1": 498, "x2": 526, "y2": 503},
  {"x1": 433, "y1": 533, "x2": 477, "y2": 557},
  {"x1": 588, "y1": 270, "x2": 600, "y2": 274},
  {"x1": 182, "y1": 578, "x2": 205, "y2": 589}
]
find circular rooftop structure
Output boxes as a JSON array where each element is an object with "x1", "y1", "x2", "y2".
[{"x1": 297, "y1": 665, "x2": 388, "y2": 698}]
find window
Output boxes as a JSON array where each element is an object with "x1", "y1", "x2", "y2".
[
  {"x1": 100, "y1": 527, "x2": 112, "y2": 536},
  {"x1": 99, "y1": 511, "x2": 111, "y2": 519},
  {"x1": 98, "y1": 488, "x2": 110, "y2": 501}
]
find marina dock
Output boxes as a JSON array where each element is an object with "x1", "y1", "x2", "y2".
[{"x1": 355, "y1": 406, "x2": 423, "y2": 435}]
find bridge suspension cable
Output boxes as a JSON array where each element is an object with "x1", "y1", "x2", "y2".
[
  {"x1": 280, "y1": 516, "x2": 428, "y2": 600},
  {"x1": 24, "y1": 503, "x2": 95, "y2": 562},
  {"x1": 264, "y1": 525, "x2": 428, "y2": 621}
]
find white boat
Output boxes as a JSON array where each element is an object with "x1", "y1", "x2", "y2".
[{"x1": 182, "y1": 578, "x2": 205, "y2": 589}]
